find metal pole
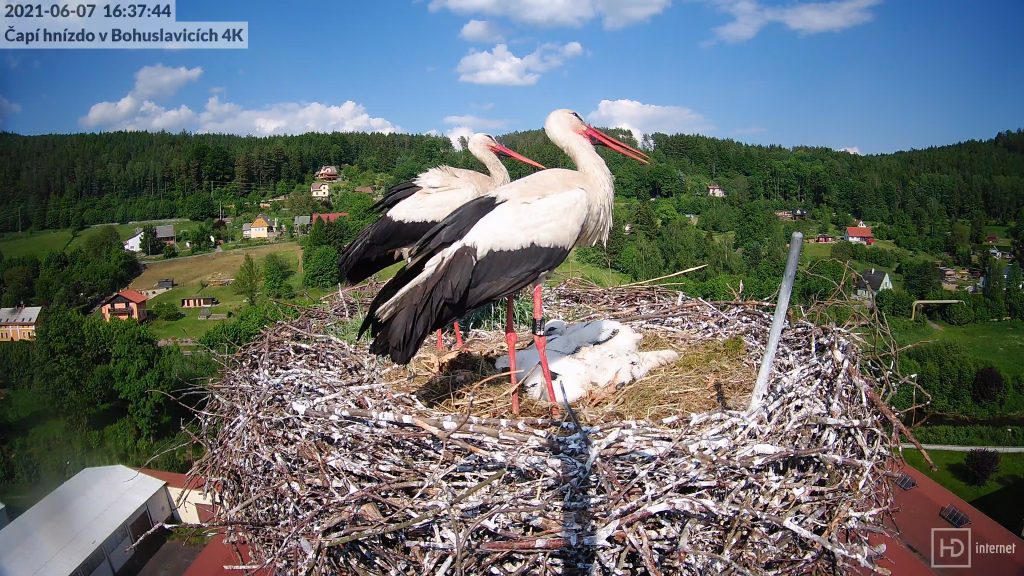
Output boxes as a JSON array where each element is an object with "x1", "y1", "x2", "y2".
[{"x1": 749, "y1": 231, "x2": 804, "y2": 411}]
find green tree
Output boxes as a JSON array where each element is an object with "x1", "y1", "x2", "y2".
[
  {"x1": 140, "y1": 225, "x2": 162, "y2": 256},
  {"x1": 152, "y1": 300, "x2": 183, "y2": 321},
  {"x1": 234, "y1": 254, "x2": 262, "y2": 305},
  {"x1": 903, "y1": 259, "x2": 940, "y2": 299},
  {"x1": 263, "y1": 253, "x2": 294, "y2": 299},
  {"x1": 303, "y1": 246, "x2": 339, "y2": 288}
]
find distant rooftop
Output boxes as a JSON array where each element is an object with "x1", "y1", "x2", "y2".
[{"x1": 0, "y1": 306, "x2": 41, "y2": 325}]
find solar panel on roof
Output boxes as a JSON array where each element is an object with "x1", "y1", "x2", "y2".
[
  {"x1": 940, "y1": 504, "x2": 971, "y2": 528},
  {"x1": 895, "y1": 473, "x2": 917, "y2": 490}
]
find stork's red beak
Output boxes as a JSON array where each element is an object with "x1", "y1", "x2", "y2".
[
  {"x1": 491, "y1": 143, "x2": 546, "y2": 170},
  {"x1": 584, "y1": 127, "x2": 651, "y2": 164}
]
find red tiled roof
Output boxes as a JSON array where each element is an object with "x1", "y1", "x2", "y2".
[
  {"x1": 119, "y1": 289, "x2": 148, "y2": 304},
  {"x1": 136, "y1": 467, "x2": 205, "y2": 491},
  {"x1": 184, "y1": 533, "x2": 271, "y2": 576},
  {"x1": 858, "y1": 464, "x2": 1024, "y2": 575},
  {"x1": 312, "y1": 212, "x2": 348, "y2": 223},
  {"x1": 847, "y1": 226, "x2": 873, "y2": 237}
]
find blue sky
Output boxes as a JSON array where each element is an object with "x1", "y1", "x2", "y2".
[{"x1": 1, "y1": 0, "x2": 1022, "y2": 154}]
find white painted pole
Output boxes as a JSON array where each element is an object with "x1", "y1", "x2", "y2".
[{"x1": 749, "y1": 231, "x2": 804, "y2": 411}]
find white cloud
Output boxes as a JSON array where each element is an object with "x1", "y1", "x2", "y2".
[
  {"x1": 460, "y1": 19, "x2": 505, "y2": 42},
  {"x1": 709, "y1": 0, "x2": 880, "y2": 44},
  {"x1": 198, "y1": 96, "x2": 399, "y2": 135},
  {"x1": 132, "y1": 64, "x2": 203, "y2": 98},
  {"x1": 442, "y1": 114, "x2": 509, "y2": 148},
  {"x1": 587, "y1": 99, "x2": 714, "y2": 143},
  {"x1": 445, "y1": 126, "x2": 476, "y2": 150},
  {"x1": 0, "y1": 95, "x2": 22, "y2": 123},
  {"x1": 457, "y1": 42, "x2": 583, "y2": 85},
  {"x1": 80, "y1": 64, "x2": 399, "y2": 135},
  {"x1": 80, "y1": 64, "x2": 202, "y2": 129},
  {"x1": 430, "y1": 0, "x2": 670, "y2": 29},
  {"x1": 839, "y1": 146, "x2": 861, "y2": 155}
]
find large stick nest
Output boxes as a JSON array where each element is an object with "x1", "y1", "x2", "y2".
[{"x1": 190, "y1": 280, "x2": 902, "y2": 575}]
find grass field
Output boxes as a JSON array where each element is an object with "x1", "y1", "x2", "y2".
[
  {"x1": 890, "y1": 318, "x2": 1024, "y2": 379},
  {"x1": 134, "y1": 241, "x2": 323, "y2": 340},
  {"x1": 904, "y1": 449, "x2": 1024, "y2": 533},
  {"x1": 0, "y1": 221, "x2": 203, "y2": 259}
]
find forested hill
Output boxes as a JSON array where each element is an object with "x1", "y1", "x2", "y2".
[{"x1": 1, "y1": 128, "x2": 1022, "y2": 244}]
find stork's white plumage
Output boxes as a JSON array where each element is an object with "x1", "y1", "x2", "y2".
[
  {"x1": 360, "y1": 109, "x2": 649, "y2": 411},
  {"x1": 337, "y1": 133, "x2": 543, "y2": 286}
]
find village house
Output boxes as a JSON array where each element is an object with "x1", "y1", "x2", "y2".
[
  {"x1": 316, "y1": 165, "x2": 340, "y2": 181},
  {"x1": 248, "y1": 214, "x2": 275, "y2": 239},
  {"x1": 293, "y1": 215, "x2": 311, "y2": 234},
  {"x1": 100, "y1": 289, "x2": 148, "y2": 322},
  {"x1": 0, "y1": 305, "x2": 42, "y2": 341},
  {"x1": 845, "y1": 226, "x2": 874, "y2": 245},
  {"x1": 312, "y1": 212, "x2": 347, "y2": 225},
  {"x1": 354, "y1": 185, "x2": 375, "y2": 195},
  {"x1": 814, "y1": 234, "x2": 835, "y2": 244},
  {"x1": 856, "y1": 269, "x2": 892, "y2": 299},
  {"x1": 310, "y1": 181, "x2": 331, "y2": 199},
  {"x1": 181, "y1": 296, "x2": 219, "y2": 308},
  {"x1": 123, "y1": 228, "x2": 144, "y2": 253},
  {"x1": 155, "y1": 225, "x2": 176, "y2": 246},
  {"x1": 241, "y1": 223, "x2": 252, "y2": 239},
  {"x1": 707, "y1": 183, "x2": 726, "y2": 198}
]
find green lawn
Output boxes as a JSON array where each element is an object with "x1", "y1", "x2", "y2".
[
  {"x1": 0, "y1": 221, "x2": 204, "y2": 259},
  {"x1": 0, "y1": 229, "x2": 74, "y2": 258},
  {"x1": 890, "y1": 318, "x2": 1024, "y2": 379},
  {"x1": 132, "y1": 241, "x2": 324, "y2": 341},
  {"x1": 904, "y1": 449, "x2": 1024, "y2": 533}
]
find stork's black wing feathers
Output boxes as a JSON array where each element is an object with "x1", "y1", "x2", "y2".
[
  {"x1": 409, "y1": 196, "x2": 501, "y2": 261},
  {"x1": 364, "y1": 243, "x2": 572, "y2": 364},
  {"x1": 337, "y1": 216, "x2": 437, "y2": 285},
  {"x1": 371, "y1": 181, "x2": 421, "y2": 212}
]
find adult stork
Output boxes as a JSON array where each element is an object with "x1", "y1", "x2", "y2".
[
  {"x1": 338, "y1": 132, "x2": 544, "y2": 350},
  {"x1": 359, "y1": 109, "x2": 649, "y2": 413}
]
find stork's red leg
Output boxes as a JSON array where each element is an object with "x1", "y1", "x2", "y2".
[
  {"x1": 453, "y1": 321, "x2": 464, "y2": 350},
  {"x1": 507, "y1": 295, "x2": 520, "y2": 415},
  {"x1": 435, "y1": 329, "x2": 444, "y2": 351},
  {"x1": 532, "y1": 285, "x2": 558, "y2": 415}
]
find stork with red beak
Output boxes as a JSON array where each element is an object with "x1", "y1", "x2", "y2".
[
  {"x1": 338, "y1": 133, "x2": 544, "y2": 350},
  {"x1": 359, "y1": 110, "x2": 649, "y2": 413}
]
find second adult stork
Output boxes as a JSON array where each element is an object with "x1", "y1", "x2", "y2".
[
  {"x1": 338, "y1": 133, "x2": 544, "y2": 349},
  {"x1": 359, "y1": 109, "x2": 649, "y2": 413}
]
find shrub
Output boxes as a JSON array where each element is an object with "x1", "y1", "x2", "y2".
[
  {"x1": 963, "y1": 449, "x2": 1000, "y2": 485},
  {"x1": 972, "y1": 367, "x2": 1006, "y2": 404}
]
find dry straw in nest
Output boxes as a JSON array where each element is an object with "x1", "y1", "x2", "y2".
[{"x1": 188, "y1": 280, "x2": 908, "y2": 575}]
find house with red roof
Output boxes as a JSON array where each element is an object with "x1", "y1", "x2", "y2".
[
  {"x1": 855, "y1": 463, "x2": 1024, "y2": 575},
  {"x1": 312, "y1": 212, "x2": 348, "y2": 224},
  {"x1": 846, "y1": 226, "x2": 875, "y2": 245},
  {"x1": 100, "y1": 289, "x2": 148, "y2": 321}
]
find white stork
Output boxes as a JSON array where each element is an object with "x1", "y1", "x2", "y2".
[
  {"x1": 338, "y1": 132, "x2": 544, "y2": 349},
  {"x1": 359, "y1": 109, "x2": 649, "y2": 413}
]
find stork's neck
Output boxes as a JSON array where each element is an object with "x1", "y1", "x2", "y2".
[
  {"x1": 565, "y1": 141, "x2": 615, "y2": 246},
  {"x1": 477, "y1": 150, "x2": 512, "y2": 187}
]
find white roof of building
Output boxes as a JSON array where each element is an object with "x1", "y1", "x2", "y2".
[
  {"x1": 0, "y1": 306, "x2": 41, "y2": 326},
  {"x1": 0, "y1": 465, "x2": 166, "y2": 576}
]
